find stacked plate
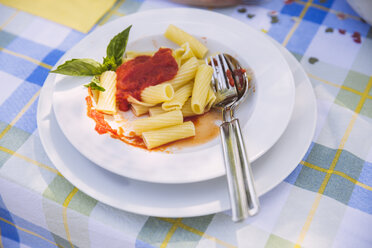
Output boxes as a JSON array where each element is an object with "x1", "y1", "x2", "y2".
[{"x1": 37, "y1": 9, "x2": 317, "y2": 217}]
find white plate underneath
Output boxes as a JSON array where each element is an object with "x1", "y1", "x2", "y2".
[
  {"x1": 37, "y1": 38, "x2": 316, "y2": 218},
  {"x1": 51, "y1": 8, "x2": 295, "y2": 184}
]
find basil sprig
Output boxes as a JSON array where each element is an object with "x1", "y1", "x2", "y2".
[
  {"x1": 105, "y1": 25, "x2": 132, "y2": 68},
  {"x1": 50, "y1": 59, "x2": 105, "y2": 76},
  {"x1": 50, "y1": 25, "x2": 132, "y2": 78},
  {"x1": 84, "y1": 76, "x2": 105, "y2": 92}
]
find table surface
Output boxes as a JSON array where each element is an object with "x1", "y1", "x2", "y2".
[{"x1": 0, "y1": 0, "x2": 371, "y2": 247}]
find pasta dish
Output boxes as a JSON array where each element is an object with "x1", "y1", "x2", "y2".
[{"x1": 52, "y1": 24, "x2": 221, "y2": 150}]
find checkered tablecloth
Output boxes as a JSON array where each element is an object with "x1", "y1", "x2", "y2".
[{"x1": 0, "y1": 0, "x2": 371, "y2": 247}]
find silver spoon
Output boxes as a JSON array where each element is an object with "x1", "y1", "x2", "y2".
[{"x1": 208, "y1": 53, "x2": 260, "y2": 222}]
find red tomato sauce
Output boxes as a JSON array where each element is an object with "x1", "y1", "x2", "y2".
[
  {"x1": 85, "y1": 95, "x2": 147, "y2": 149},
  {"x1": 86, "y1": 96, "x2": 117, "y2": 135},
  {"x1": 233, "y1": 68, "x2": 246, "y2": 91},
  {"x1": 115, "y1": 48, "x2": 178, "y2": 111},
  {"x1": 226, "y1": 69, "x2": 234, "y2": 87},
  {"x1": 85, "y1": 93, "x2": 220, "y2": 151}
]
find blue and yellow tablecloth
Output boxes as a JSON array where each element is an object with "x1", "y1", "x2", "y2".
[{"x1": 0, "y1": 0, "x2": 371, "y2": 247}]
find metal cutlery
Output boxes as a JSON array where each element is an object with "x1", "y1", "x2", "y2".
[{"x1": 207, "y1": 53, "x2": 260, "y2": 222}]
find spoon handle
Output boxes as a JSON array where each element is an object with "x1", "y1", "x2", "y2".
[
  {"x1": 220, "y1": 121, "x2": 249, "y2": 222},
  {"x1": 231, "y1": 118, "x2": 260, "y2": 216}
]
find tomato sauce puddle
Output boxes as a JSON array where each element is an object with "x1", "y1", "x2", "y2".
[{"x1": 86, "y1": 94, "x2": 221, "y2": 151}]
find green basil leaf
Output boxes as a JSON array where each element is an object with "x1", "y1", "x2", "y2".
[
  {"x1": 50, "y1": 59, "x2": 105, "y2": 76},
  {"x1": 102, "y1": 56, "x2": 117, "y2": 71},
  {"x1": 84, "y1": 77, "x2": 105, "y2": 92},
  {"x1": 106, "y1": 25, "x2": 132, "y2": 66},
  {"x1": 85, "y1": 82, "x2": 106, "y2": 92}
]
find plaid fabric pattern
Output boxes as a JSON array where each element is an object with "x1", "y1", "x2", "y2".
[{"x1": 0, "y1": 0, "x2": 371, "y2": 247}]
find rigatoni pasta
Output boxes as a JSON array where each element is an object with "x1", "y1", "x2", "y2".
[
  {"x1": 131, "y1": 103, "x2": 149, "y2": 116},
  {"x1": 127, "y1": 96, "x2": 156, "y2": 107},
  {"x1": 126, "y1": 51, "x2": 155, "y2": 59},
  {"x1": 180, "y1": 42, "x2": 195, "y2": 62},
  {"x1": 167, "y1": 57, "x2": 198, "y2": 90},
  {"x1": 205, "y1": 86, "x2": 217, "y2": 112},
  {"x1": 142, "y1": 121, "x2": 195, "y2": 149},
  {"x1": 131, "y1": 110, "x2": 183, "y2": 135},
  {"x1": 173, "y1": 42, "x2": 195, "y2": 64},
  {"x1": 141, "y1": 83, "x2": 174, "y2": 104},
  {"x1": 96, "y1": 71, "x2": 117, "y2": 115},
  {"x1": 197, "y1": 59, "x2": 206, "y2": 66},
  {"x1": 149, "y1": 106, "x2": 166, "y2": 116},
  {"x1": 191, "y1": 64, "x2": 214, "y2": 115},
  {"x1": 162, "y1": 82, "x2": 193, "y2": 111},
  {"x1": 164, "y1": 24, "x2": 208, "y2": 59},
  {"x1": 127, "y1": 84, "x2": 173, "y2": 108},
  {"x1": 181, "y1": 98, "x2": 197, "y2": 117}
]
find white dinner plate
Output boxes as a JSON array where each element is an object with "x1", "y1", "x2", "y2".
[
  {"x1": 52, "y1": 8, "x2": 295, "y2": 183},
  {"x1": 37, "y1": 34, "x2": 316, "y2": 218}
]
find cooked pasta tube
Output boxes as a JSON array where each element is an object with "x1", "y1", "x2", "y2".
[
  {"x1": 90, "y1": 87, "x2": 99, "y2": 104},
  {"x1": 149, "y1": 106, "x2": 166, "y2": 116},
  {"x1": 180, "y1": 42, "x2": 195, "y2": 62},
  {"x1": 131, "y1": 103, "x2": 149, "y2": 116},
  {"x1": 204, "y1": 86, "x2": 217, "y2": 112},
  {"x1": 141, "y1": 83, "x2": 174, "y2": 104},
  {"x1": 197, "y1": 59, "x2": 206, "y2": 66},
  {"x1": 173, "y1": 47, "x2": 184, "y2": 57},
  {"x1": 181, "y1": 98, "x2": 198, "y2": 117},
  {"x1": 96, "y1": 71, "x2": 117, "y2": 115},
  {"x1": 162, "y1": 82, "x2": 193, "y2": 111},
  {"x1": 125, "y1": 51, "x2": 155, "y2": 59},
  {"x1": 191, "y1": 64, "x2": 213, "y2": 115},
  {"x1": 131, "y1": 110, "x2": 183, "y2": 135},
  {"x1": 164, "y1": 24, "x2": 208, "y2": 59},
  {"x1": 172, "y1": 43, "x2": 196, "y2": 67},
  {"x1": 127, "y1": 96, "x2": 156, "y2": 107},
  {"x1": 142, "y1": 121, "x2": 195, "y2": 149},
  {"x1": 167, "y1": 57, "x2": 198, "y2": 90},
  {"x1": 173, "y1": 47, "x2": 184, "y2": 67}
]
